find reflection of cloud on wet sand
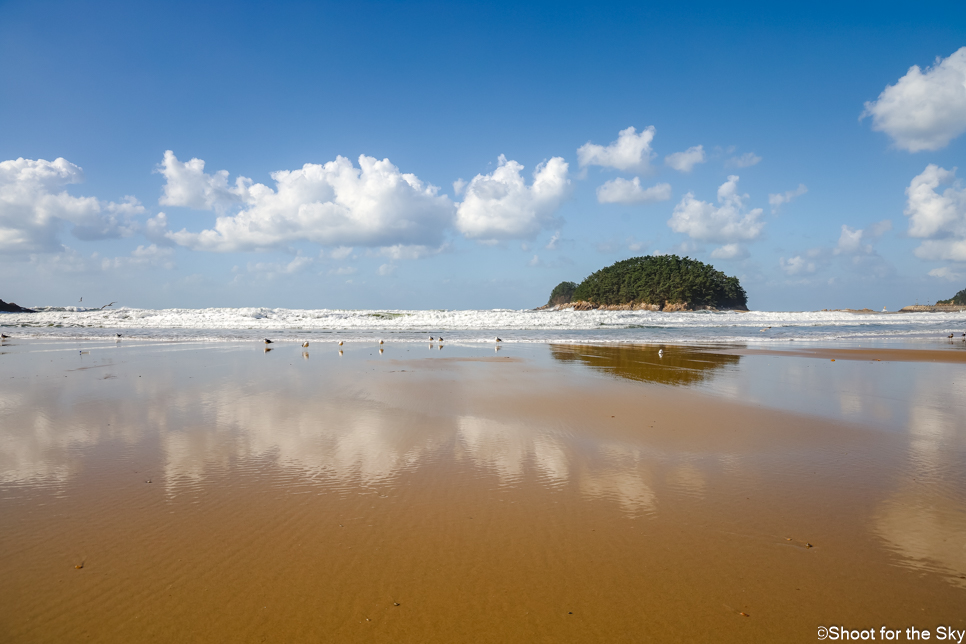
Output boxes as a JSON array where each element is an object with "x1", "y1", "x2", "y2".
[
  {"x1": 579, "y1": 444, "x2": 656, "y2": 517},
  {"x1": 163, "y1": 389, "x2": 451, "y2": 492},
  {"x1": 458, "y1": 416, "x2": 656, "y2": 516},
  {"x1": 0, "y1": 385, "x2": 142, "y2": 485},
  {"x1": 873, "y1": 375, "x2": 966, "y2": 587}
]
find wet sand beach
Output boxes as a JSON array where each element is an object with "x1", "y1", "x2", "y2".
[{"x1": 1, "y1": 340, "x2": 964, "y2": 643}]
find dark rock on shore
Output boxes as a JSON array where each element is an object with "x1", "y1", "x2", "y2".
[{"x1": 0, "y1": 299, "x2": 34, "y2": 313}]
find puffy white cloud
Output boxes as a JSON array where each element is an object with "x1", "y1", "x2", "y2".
[
  {"x1": 252, "y1": 255, "x2": 313, "y2": 275},
  {"x1": 780, "y1": 254, "x2": 818, "y2": 275},
  {"x1": 377, "y1": 263, "x2": 396, "y2": 276},
  {"x1": 29, "y1": 244, "x2": 174, "y2": 273},
  {"x1": 905, "y1": 164, "x2": 966, "y2": 237},
  {"x1": 328, "y1": 246, "x2": 353, "y2": 260},
  {"x1": 862, "y1": 48, "x2": 966, "y2": 152},
  {"x1": 664, "y1": 145, "x2": 706, "y2": 173},
  {"x1": 710, "y1": 243, "x2": 748, "y2": 260},
  {"x1": 158, "y1": 151, "x2": 249, "y2": 212},
  {"x1": 455, "y1": 155, "x2": 570, "y2": 241},
  {"x1": 725, "y1": 152, "x2": 761, "y2": 169},
  {"x1": 596, "y1": 177, "x2": 672, "y2": 204},
  {"x1": 102, "y1": 244, "x2": 176, "y2": 271},
  {"x1": 928, "y1": 266, "x2": 964, "y2": 281},
  {"x1": 162, "y1": 153, "x2": 455, "y2": 252},
  {"x1": 668, "y1": 175, "x2": 765, "y2": 246},
  {"x1": 577, "y1": 126, "x2": 655, "y2": 172},
  {"x1": 0, "y1": 157, "x2": 144, "y2": 253},
  {"x1": 373, "y1": 244, "x2": 445, "y2": 260},
  {"x1": 904, "y1": 164, "x2": 966, "y2": 261},
  {"x1": 834, "y1": 220, "x2": 891, "y2": 255},
  {"x1": 768, "y1": 184, "x2": 808, "y2": 213}
]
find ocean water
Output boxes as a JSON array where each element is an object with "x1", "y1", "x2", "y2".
[{"x1": 2, "y1": 306, "x2": 966, "y2": 345}]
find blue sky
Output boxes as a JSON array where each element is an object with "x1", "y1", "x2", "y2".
[{"x1": 2, "y1": 0, "x2": 965, "y2": 311}]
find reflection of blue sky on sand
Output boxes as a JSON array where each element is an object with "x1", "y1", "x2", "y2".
[{"x1": 1, "y1": 341, "x2": 965, "y2": 583}]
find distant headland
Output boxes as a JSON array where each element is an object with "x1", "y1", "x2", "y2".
[
  {"x1": 539, "y1": 255, "x2": 749, "y2": 312},
  {"x1": 897, "y1": 287, "x2": 966, "y2": 312}
]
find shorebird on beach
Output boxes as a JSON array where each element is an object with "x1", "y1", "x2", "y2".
[
  {"x1": 379, "y1": 339, "x2": 384, "y2": 345},
  {"x1": 949, "y1": 334, "x2": 955, "y2": 339},
  {"x1": 495, "y1": 337, "x2": 502, "y2": 343},
  {"x1": 0, "y1": 334, "x2": 9, "y2": 339},
  {"x1": 429, "y1": 336, "x2": 435, "y2": 341},
  {"x1": 302, "y1": 341, "x2": 309, "y2": 348},
  {"x1": 437, "y1": 336, "x2": 444, "y2": 342},
  {"x1": 658, "y1": 349, "x2": 663, "y2": 358},
  {"x1": 264, "y1": 339, "x2": 273, "y2": 344},
  {"x1": 338, "y1": 340, "x2": 344, "y2": 346}
]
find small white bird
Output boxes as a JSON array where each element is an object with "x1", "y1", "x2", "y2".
[
  {"x1": 658, "y1": 349, "x2": 663, "y2": 358},
  {"x1": 338, "y1": 340, "x2": 344, "y2": 346},
  {"x1": 379, "y1": 339, "x2": 384, "y2": 345},
  {"x1": 302, "y1": 341, "x2": 309, "y2": 348},
  {"x1": 115, "y1": 333, "x2": 122, "y2": 338}
]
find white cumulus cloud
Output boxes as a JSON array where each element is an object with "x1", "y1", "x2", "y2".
[
  {"x1": 904, "y1": 164, "x2": 966, "y2": 261},
  {"x1": 158, "y1": 151, "x2": 249, "y2": 212},
  {"x1": 834, "y1": 220, "x2": 892, "y2": 255},
  {"x1": 862, "y1": 47, "x2": 966, "y2": 152},
  {"x1": 710, "y1": 243, "x2": 748, "y2": 260},
  {"x1": 160, "y1": 153, "x2": 455, "y2": 253},
  {"x1": 102, "y1": 244, "x2": 176, "y2": 271},
  {"x1": 246, "y1": 255, "x2": 313, "y2": 278},
  {"x1": 768, "y1": 184, "x2": 808, "y2": 213},
  {"x1": 455, "y1": 155, "x2": 570, "y2": 241},
  {"x1": 577, "y1": 126, "x2": 655, "y2": 172},
  {"x1": 668, "y1": 176, "x2": 765, "y2": 254},
  {"x1": 725, "y1": 152, "x2": 761, "y2": 169},
  {"x1": 929, "y1": 266, "x2": 964, "y2": 281},
  {"x1": 664, "y1": 145, "x2": 706, "y2": 173},
  {"x1": 0, "y1": 157, "x2": 144, "y2": 253},
  {"x1": 779, "y1": 255, "x2": 818, "y2": 275},
  {"x1": 596, "y1": 177, "x2": 672, "y2": 204}
]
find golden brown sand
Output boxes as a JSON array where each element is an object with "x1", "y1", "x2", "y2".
[{"x1": 0, "y1": 341, "x2": 964, "y2": 643}]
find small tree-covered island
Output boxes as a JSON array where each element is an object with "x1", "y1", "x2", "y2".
[{"x1": 541, "y1": 255, "x2": 749, "y2": 311}]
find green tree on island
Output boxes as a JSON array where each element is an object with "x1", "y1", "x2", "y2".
[
  {"x1": 546, "y1": 281, "x2": 578, "y2": 306},
  {"x1": 549, "y1": 255, "x2": 748, "y2": 309}
]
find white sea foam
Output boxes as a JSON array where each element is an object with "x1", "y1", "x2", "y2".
[{"x1": 2, "y1": 306, "x2": 965, "y2": 345}]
